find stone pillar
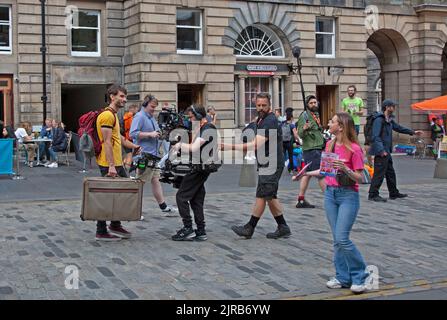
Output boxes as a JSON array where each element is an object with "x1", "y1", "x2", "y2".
[
  {"x1": 238, "y1": 75, "x2": 247, "y2": 126},
  {"x1": 272, "y1": 76, "x2": 281, "y2": 111}
]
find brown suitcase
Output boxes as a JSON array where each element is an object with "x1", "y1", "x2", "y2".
[{"x1": 81, "y1": 177, "x2": 144, "y2": 221}]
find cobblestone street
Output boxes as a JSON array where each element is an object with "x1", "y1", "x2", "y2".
[{"x1": 1, "y1": 178, "x2": 446, "y2": 300}]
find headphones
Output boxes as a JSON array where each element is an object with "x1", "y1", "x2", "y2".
[
  {"x1": 142, "y1": 95, "x2": 156, "y2": 108},
  {"x1": 191, "y1": 105, "x2": 203, "y2": 120}
]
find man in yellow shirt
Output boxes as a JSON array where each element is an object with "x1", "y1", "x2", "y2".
[{"x1": 95, "y1": 84, "x2": 140, "y2": 241}]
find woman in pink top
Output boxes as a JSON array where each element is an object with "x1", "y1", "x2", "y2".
[{"x1": 294, "y1": 112, "x2": 373, "y2": 294}]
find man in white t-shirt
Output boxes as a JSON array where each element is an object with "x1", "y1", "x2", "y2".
[{"x1": 15, "y1": 122, "x2": 37, "y2": 167}]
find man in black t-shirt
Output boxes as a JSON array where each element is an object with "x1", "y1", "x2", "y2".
[
  {"x1": 170, "y1": 105, "x2": 219, "y2": 241},
  {"x1": 221, "y1": 93, "x2": 291, "y2": 239}
]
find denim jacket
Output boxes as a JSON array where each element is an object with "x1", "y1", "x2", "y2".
[{"x1": 369, "y1": 112, "x2": 414, "y2": 156}]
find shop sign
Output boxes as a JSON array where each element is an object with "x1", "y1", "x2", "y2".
[
  {"x1": 248, "y1": 71, "x2": 274, "y2": 76},
  {"x1": 246, "y1": 65, "x2": 278, "y2": 72}
]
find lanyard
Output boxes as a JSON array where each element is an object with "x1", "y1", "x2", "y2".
[{"x1": 309, "y1": 111, "x2": 321, "y2": 127}]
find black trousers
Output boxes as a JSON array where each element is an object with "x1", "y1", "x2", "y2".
[
  {"x1": 283, "y1": 141, "x2": 294, "y2": 171},
  {"x1": 176, "y1": 171, "x2": 210, "y2": 231},
  {"x1": 368, "y1": 154, "x2": 399, "y2": 198},
  {"x1": 96, "y1": 166, "x2": 128, "y2": 234}
]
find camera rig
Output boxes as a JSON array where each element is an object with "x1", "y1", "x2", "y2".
[
  {"x1": 129, "y1": 152, "x2": 161, "y2": 175},
  {"x1": 157, "y1": 107, "x2": 188, "y2": 141}
]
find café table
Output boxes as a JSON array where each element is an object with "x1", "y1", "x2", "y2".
[{"x1": 25, "y1": 138, "x2": 52, "y2": 166}]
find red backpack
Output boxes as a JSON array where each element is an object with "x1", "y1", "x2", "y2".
[{"x1": 78, "y1": 108, "x2": 116, "y2": 157}]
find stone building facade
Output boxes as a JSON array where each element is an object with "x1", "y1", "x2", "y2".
[{"x1": 1, "y1": 0, "x2": 447, "y2": 139}]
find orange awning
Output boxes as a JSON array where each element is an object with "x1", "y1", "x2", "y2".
[{"x1": 411, "y1": 95, "x2": 447, "y2": 113}]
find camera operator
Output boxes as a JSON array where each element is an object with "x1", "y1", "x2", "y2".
[
  {"x1": 130, "y1": 94, "x2": 176, "y2": 217},
  {"x1": 170, "y1": 105, "x2": 219, "y2": 242}
]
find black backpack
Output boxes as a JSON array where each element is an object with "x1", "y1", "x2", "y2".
[{"x1": 364, "y1": 112, "x2": 385, "y2": 145}]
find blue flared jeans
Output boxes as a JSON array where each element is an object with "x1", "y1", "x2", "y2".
[{"x1": 324, "y1": 186, "x2": 368, "y2": 286}]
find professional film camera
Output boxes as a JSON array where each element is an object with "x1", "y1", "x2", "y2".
[{"x1": 157, "y1": 107, "x2": 188, "y2": 141}]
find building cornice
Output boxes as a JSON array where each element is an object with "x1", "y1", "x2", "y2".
[{"x1": 414, "y1": 4, "x2": 447, "y2": 13}]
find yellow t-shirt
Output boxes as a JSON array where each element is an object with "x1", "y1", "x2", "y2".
[{"x1": 96, "y1": 108, "x2": 123, "y2": 167}]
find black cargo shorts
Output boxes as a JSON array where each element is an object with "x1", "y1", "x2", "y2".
[{"x1": 256, "y1": 166, "x2": 284, "y2": 200}]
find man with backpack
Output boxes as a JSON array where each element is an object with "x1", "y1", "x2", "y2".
[
  {"x1": 295, "y1": 95, "x2": 326, "y2": 208},
  {"x1": 94, "y1": 84, "x2": 141, "y2": 241},
  {"x1": 367, "y1": 99, "x2": 423, "y2": 202}
]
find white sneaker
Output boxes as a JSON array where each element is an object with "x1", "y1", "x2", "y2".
[
  {"x1": 48, "y1": 162, "x2": 58, "y2": 168},
  {"x1": 326, "y1": 277, "x2": 343, "y2": 289},
  {"x1": 350, "y1": 283, "x2": 367, "y2": 294},
  {"x1": 350, "y1": 274, "x2": 374, "y2": 294},
  {"x1": 162, "y1": 206, "x2": 178, "y2": 217},
  {"x1": 140, "y1": 215, "x2": 145, "y2": 221}
]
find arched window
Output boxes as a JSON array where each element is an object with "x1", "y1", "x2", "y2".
[{"x1": 234, "y1": 25, "x2": 284, "y2": 58}]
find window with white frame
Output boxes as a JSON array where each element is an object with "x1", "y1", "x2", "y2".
[
  {"x1": 71, "y1": 10, "x2": 101, "y2": 57},
  {"x1": 316, "y1": 17, "x2": 335, "y2": 58},
  {"x1": 176, "y1": 9, "x2": 202, "y2": 54},
  {"x1": 0, "y1": 6, "x2": 12, "y2": 54},
  {"x1": 234, "y1": 25, "x2": 284, "y2": 58}
]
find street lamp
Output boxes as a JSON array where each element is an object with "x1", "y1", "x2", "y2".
[
  {"x1": 288, "y1": 45, "x2": 307, "y2": 111},
  {"x1": 40, "y1": 0, "x2": 47, "y2": 125}
]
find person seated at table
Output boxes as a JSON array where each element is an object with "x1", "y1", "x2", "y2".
[
  {"x1": 1, "y1": 123, "x2": 16, "y2": 142},
  {"x1": 39, "y1": 118, "x2": 53, "y2": 165},
  {"x1": 14, "y1": 122, "x2": 37, "y2": 167},
  {"x1": 45, "y1": 119, "x2": 67, "y2": 168},
  {"x1": 0, "y1": 121, "x2": 7, "y2": 138}
]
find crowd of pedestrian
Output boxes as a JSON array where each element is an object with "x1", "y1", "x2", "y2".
[{"x1": 1, "y1": 82, "x2": 436, "y2": 296}]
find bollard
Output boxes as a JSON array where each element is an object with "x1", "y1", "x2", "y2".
[
  {"x1": 239, "y1": 162, "x2": 257, "y2": 187},
  {"x1": 433, "y1": 158, "x2": 447, "y2": 179}
]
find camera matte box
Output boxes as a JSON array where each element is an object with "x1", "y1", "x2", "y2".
[{"x1": 81, "y1": 177, "x2": 143, "y2": 221}]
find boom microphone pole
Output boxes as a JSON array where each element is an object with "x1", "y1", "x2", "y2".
[{"x1": 292, "y1": 46, "x2": 307, "y2": 112}]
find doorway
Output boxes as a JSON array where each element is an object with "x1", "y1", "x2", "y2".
[
  {"x1": 177, "y1": 84, "x2": 204, "y2": 113},
  {"x1": 316, "y1": 85, "x2": 337, "y2": 129},
  {"x1": 61, "y1": 84, "x2": 108, "y2": 133},
  {"x1": 0, "y1": 75, "x2": 13, "y2": 126}
]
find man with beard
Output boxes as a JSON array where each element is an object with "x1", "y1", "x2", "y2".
[
  {"x1": 368, "y1": 99, "x2": 423, "y2": 202},
  {"x1": 221, "y1": 92, "x2": 291, "y2": 239},
  {"x1": 94, "y1": 84, "x2": 141, "y2": 241},
  {"x1": 295, "y1": 95, "x2": 326, "y2": 208},
  {"x1": 342, "y1": 85, "x2": 364, "y2": 136}
]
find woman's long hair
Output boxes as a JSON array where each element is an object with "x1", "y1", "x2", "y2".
[{"x1": 328, "y1": 112, "x2": 359, "y2": 152}]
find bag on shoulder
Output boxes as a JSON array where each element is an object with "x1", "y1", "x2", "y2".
[
  {"x1": 78, "y1": 108, "x2": 116, "y2": 157},
  {"x1": 329, "y1": 141, "x2": 356, "y2": 187},
  {"x1": 281, "y1": 121, "x2": 292, "y2": 142},
  {"x1": 364, "y1": 112, "x2": 384, "y2": 145}
]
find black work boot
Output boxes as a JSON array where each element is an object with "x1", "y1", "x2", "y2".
[
  {"x1": 231, "y1": 224, "x2": 254, "y2": 239},
  {"x1": 266, "y1": 224, "x2": 291, "y2": 239}
]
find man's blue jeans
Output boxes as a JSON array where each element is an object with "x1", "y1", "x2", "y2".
[{"x1": 324, "y1": 186, "x2": 368, "y2": 286}]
